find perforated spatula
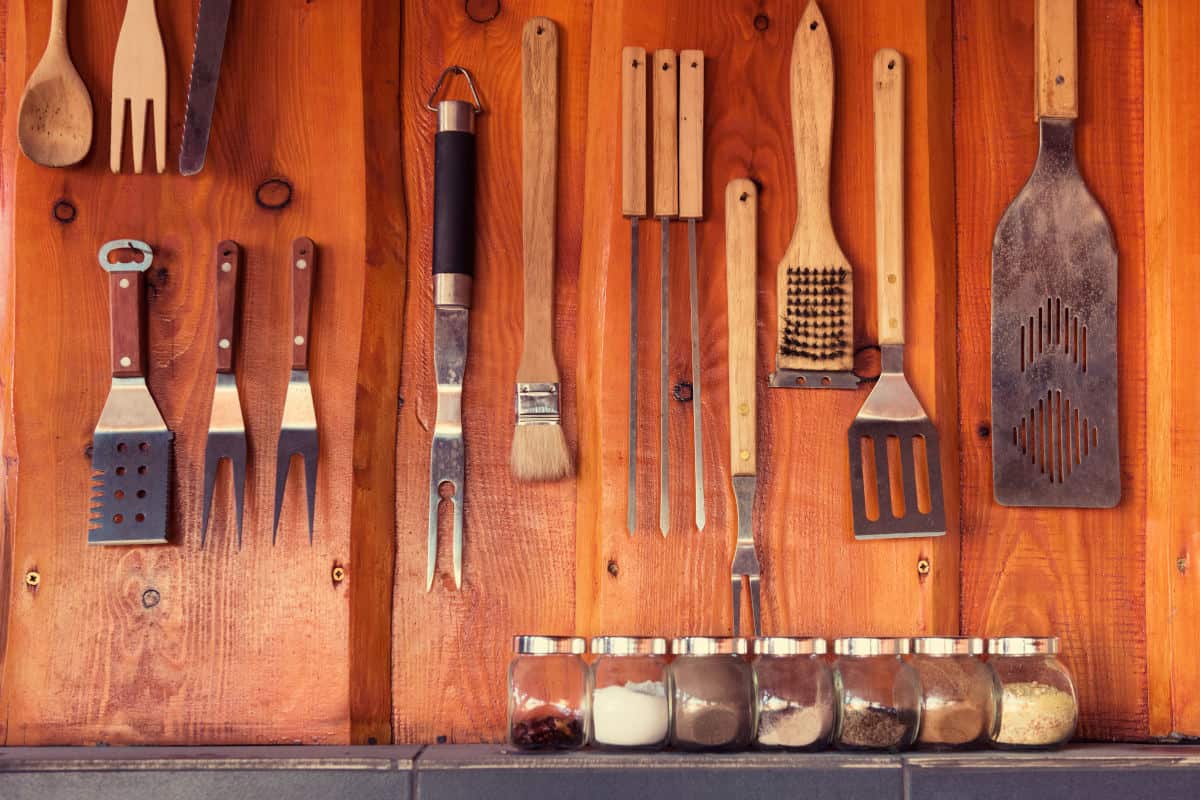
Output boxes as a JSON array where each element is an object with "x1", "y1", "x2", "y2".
[
  {"x1": 847, "y1": 51, "x2": 945, "y2": 540},
  {"x1": 89, "y1": 240, "x2": 173, "y2": 545}
]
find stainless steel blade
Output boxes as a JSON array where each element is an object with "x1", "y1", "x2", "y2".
[
  {"x1": 180, "y1": 0, "x2": 233, "y2": 175},
  {"x1": 659, "y1": 220, "x2": 670, "y2": 537},
  {"x1": 201, "y1": 372, "x2": 246, "y2": 547},
  {"x1": 90, "y1": 378, "x2": 173, "y2": 545},
  {"x1": 687, "y1": 219, "x2": 705, "y2": 531},
  {"x1": 627, "y1": 217, "x2": 639, "y2": 536},
  {"x1": 730, "y1": 473, "x2": 761, "y2": 637},
  {"x1": 428, "y1": 306, "x2": 468, "y2": 590},
  {"x1": 273, "y1": 370, "x2": 317, "y2": 544},
  {"x1": 991, "y1": 118, "x2": 1119, "y2": 507}
]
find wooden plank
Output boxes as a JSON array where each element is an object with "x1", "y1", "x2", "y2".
[
  {"x1": 0, "y1": 0, "x2": 363, "y2": 744},
  {"x1": 954, "y1": 0, "x2": 1148, "y2": 740},
  {"x1": 575, "y1": 0, "x2": 958, "y2": 647},
  {"x1": 1144, "y1": 0, "x2": 1200, "y2": 739},
  {"x1": 391, "y1": 0, "x2": 590, "y2": 742}
]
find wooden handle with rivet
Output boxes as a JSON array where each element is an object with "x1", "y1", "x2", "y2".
[
  {"x1": 1035, "y1": 0, "x2": 1078, "y2": 119},
  {"x1": 678, "y1": 50, "x2": 704, "y2": 220},
  {"x1": 214, "y1": 240, "x2": 240, "y2": 372},
  {"x1": 621, "y1": 46, "x2": 647, "y2": 218},
  {"x1": 108, "y1": 269, "x2": 145, "y2": 378},
  {"x1": 652, "y1": 49, "x2": 678, "y2": 219},
  {"x1": 873, "y1": 49, "x2": 904, "y2": 346},
  {"x1": 726, "y1": 179, "x2": 757, "y2": 476},
  {"x1": 291, "y1": 237, "x2": 314, "y2": 370}
]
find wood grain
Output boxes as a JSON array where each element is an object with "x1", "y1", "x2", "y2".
[
  {"x1": 107, "y1": 268, "x2": 145, "y2": 378},
  {"x1": 213, "y1": 241, "x2": 239, "y2": 373},
  {"x1": 620, "y1": 46, "x2": 647, "y2": 219},
  {"x1": 955, "y1": 0, "x2": 1147, "y2": 740},
  {"x1": 109, "y1": 0, "x2": 166, "y2": 174},
  {"x1": 1144, "y1": 0, "x2": 1200, "y2": 739},
  {"x1": 0, "y1": 0, "x2": 361, "y2": 744},
  {"x1": 678, "y1": 50, "x2": 704, "y2": 221},
  {"x1": 725, "y1": 179, "x2": 756, "y2": 477},
  {"x1": 1035, "y1": 0, "x2": 1079, "y2": 120},
  {"x1": 652, "y1": 49, "x2": 678, "y2": 219},
  {"x1": 872, "y1": 49, "x2": 903, "y2": 346},
  {"x1": 291, "y1": 237, "x2": 313, "y2": 370}
]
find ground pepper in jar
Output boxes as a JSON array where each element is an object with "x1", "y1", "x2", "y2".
[{"x1": 839, "y1": 702, "x2": 908, "y2": 749}]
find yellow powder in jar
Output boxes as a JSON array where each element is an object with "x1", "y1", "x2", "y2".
[{"x1": 995, "y1": 681, "x2": 1076, "y2": 746}]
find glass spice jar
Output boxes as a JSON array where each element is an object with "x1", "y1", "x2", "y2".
[
  {"x1": 911, "y1": 636, "x2": 999, "y2": 750},
  {"x1": 832, "y1": 637, "x2": 921, "y2": 752},
  {"x1": 988, "y1": 636, "x2": 1078, "y2": 750},
  {"x1": 507, "y1": 635, "x2": 590, "y2": 752},
  {"x1": 752, "y1": 637, "x2": 836, "y2": 751},
  {"x1": 589, "y1": 636, "x2": 671, "y2": 750},
  {"x1": 669, "y1": 637, "x2": 754, "y2": 751}
]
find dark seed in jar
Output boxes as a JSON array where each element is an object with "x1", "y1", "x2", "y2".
[{"x1": 511, "y1": 708, "x2": 585, "y2": 750}]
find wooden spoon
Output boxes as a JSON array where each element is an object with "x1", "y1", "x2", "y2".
[{"x1": 17, "y1": 0, "x2": 93, "y2": 167}]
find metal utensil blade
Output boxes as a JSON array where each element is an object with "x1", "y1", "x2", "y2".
[
  {"x1": 428, "y1": 306, "x2": 468, "y2": 590},
  {"x1": 687, "y1": 219, "x2": 705, "y2": 531},
  {"x1": 89, "y1": 378, "x2": 173, "y2": 545},
  {"x1": 991, "y1": 118, "x2": 1119, "y2": 507},
  {"x1": 659, "y1": 220, "x2": 670, "y2": 537},
  {"x1": 273, "y1": 370, "x2": 317, "y2": 543},
  {"x1": 730, "y1": 474, "x2": 761, "y2": 637},
  {"x1": 180, "y1": 0, "x2": 233, "y2": 175},
  {"x1": 627, "y1": 217, "x2": 639, "y2": 536},
  {"x1": 201, "y1": 372, "x2": 246, "y2": 547}
]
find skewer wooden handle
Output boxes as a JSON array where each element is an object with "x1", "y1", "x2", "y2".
[
  {"x1": 214, "y1": 240, "x2": 240, "y2": 372},
  {"x1": 873, "y1": 50, "x2": 905, "y2": 347},
  {"x1": 1035, "y1": 0, "x2": 1078, "y2": 119},
  {"x1": 652, "y1": 49, "x2": 678, "y2": 219},
  {"x1": 726, "y1": 179, "x2": 757, "y2": 476},
  {"x1": 519, "y1": 17, "x2": 560, "y2": 381},
  {"x1": 678, "y1": 50, "x2": 704, "y2": 220},
  {"x1": 291, "y1": 237, "x2": 314, "y2": 370},
  {"x1": 621, "y1": 46, "x2": 647, "y2": 218}
]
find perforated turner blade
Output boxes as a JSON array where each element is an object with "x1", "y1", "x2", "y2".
[
  {"x1": 848, "y1": 52, "x2": 945, "y2": 540},
  {"x1": 89, "y1": 240, "x2": 173, "y2": 545},
  {"x1": 991, "y1": 0, "x2": 1119, "y2": 507},
  {"x1": 201, "y1": 240, "x2": 246, "y2": 547},
  {"x1": 273, "y1": 237, "x2": 318, "y2": 544},
  {"x1": 769, "y1": 1, "x2": 857, "y2": 391}
]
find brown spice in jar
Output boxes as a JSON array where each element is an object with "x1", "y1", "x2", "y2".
[
  {"x1": 671, "y1": 656, "x2": 754, "y2": 749},
  {"x1": 511, "y1": 706, "x2": 585, "y2": 750},
  {"x1": 915, "y1": 657, "x2": 991, "y2": 747},
  {"x1": 839, "y1": 704, "x2": 909, "y2": 749}
]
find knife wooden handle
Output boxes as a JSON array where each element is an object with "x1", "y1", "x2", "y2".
[
  {"x1": 873, "y1": 50, "x2": 904, "y2": 347},
  {"x1": 621, "y1": 46, "x2": 647, "y2": 219},
  {"x1": 678, "y1": 50, "x2": 704, "y2": 220},
  {"x1": 291, "y1": 237, "x2": 314, "y2": 370},
  {"x1": 790, "y1": 1, "x2": 836, "y2": 245},
  {"x1": 108, "y1": 268, "x2": 145, "y2": 378},
  {"x1": 726, "y1": 179, "x2": 757, "y2": 477},
  {"x1": 518, "y1": 18, "x2": 559, "y2": 381},
  {"x1": 214, "y1": 240, "x2": 240, "y2": 372},
  {"x1": 652, "y1": 49, "x2": 678, "y2": 219},
  {"x1": 1035, "y1": 0, "x2": 1078, "y2": 120}
]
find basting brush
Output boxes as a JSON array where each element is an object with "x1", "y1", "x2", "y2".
[{"x1": 511, "y1": 17, "x2": 572, "y2": 482}]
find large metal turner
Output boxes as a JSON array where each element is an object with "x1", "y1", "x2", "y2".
[
  {"x1": 89, "y1": 239, "x2": 173, "y2": 545},
  {"x1": 991, "y1": 0, "x2": 1119, "y2": 507},
  {"x1": 848, "y1": 51, "x2": 945, "y2": 540}
]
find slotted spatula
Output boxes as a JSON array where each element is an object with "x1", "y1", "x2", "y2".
[
  {"x1": 847, "y1": 51, "x2": 945, "y2": 540},
  {"x1": 89, "y1": 240, "x2": 173, "y2": 545},
  {"x1": 991, "y1": 0, "x2": 1119, "y2": 507}
]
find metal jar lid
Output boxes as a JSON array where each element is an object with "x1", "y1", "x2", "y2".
[
  {"x1": 912, "y1": 636, "x2": 984, "y2": 656},
  {"x1": 987, "y1": 636, "x2": 1059, "y2": 656},
  {"x1": 833, "y1": 637, "x2": 911, "y2": 656},
  {"x1": 513, "y1": 635, "x2": 586, "y2": 655},
  {"x1": 672, "y1": 636, "x2": 749, "y2": 656},
  {"x1": 753, "y1": 637, "x2": 828, "y2": 656},
  {"x1": 591, "y1": 636, "x2": 668, "y2": 656}
]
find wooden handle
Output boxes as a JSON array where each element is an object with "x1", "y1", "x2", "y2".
[
  {"x1": 291, "y1": 237, "x2": 314, "y2": 370},
  {"x1": 108, "y1": 270, "x2": 145, "y2": 378},
  {"x1": 621, "y1": 46, "x2": 647, "y2": 218},
  {"x1": 678, "y1": 50, "x2": 704, "y2": 220},
  {"x1": 518, "y1": 17, "x2": 559, "y2": 381},
  {"x1": 1035, "y1": 0, "x2": 1078, "y2": 119},
  {"x1": 214, "y1": 240, "x2": 240, "y2": 372},
  {"x1": 873, "y1": 50, "x2": 904, "y2": 346},
  {"x1": 49, "y1": 0, "x2": 68, "y2": 46},
  {"x1": 652, "y1": 49, "x2": 678, "y2": 219},
  {"x1": 726, "y1": 179, "x2": 757, "y2": 476},
  {"x1": 790, "y1": 1, "x2": 836, "y2": 241}
]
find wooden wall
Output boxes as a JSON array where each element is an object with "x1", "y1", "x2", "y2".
[{"x1": 0, "y1": 0, "x2": 1195, "y2": 744}]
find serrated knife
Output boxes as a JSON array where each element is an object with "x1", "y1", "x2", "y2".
[{"x1": 180, "y1": 0, "x2": 233, "y2": 176}]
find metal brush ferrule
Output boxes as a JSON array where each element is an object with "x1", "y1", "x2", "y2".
[{"x1": 515, "y1": 382, "x2": 561, "y2": 426}]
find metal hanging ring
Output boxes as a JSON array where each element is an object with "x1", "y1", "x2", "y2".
[{"x1": 424, "y1": 65, "x2": 484, "y2": 114}]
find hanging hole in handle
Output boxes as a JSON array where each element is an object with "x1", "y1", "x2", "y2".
[
  {"x1": 810, "y1": 20, "x2": 819, "y2": 30},
  {"x1": 888, "y1": 60, "x2": 896, "y2": 70},
  {"x1": 536, "y1": 25, "x2": 544, "y2": 35},
  {"x1": 739, "y1": 192, "x2": 749, "y2": 203}
]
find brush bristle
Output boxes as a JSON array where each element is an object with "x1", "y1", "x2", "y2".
[{"x1": 510, "y1": 424, "x2": 572, "y2": 482}]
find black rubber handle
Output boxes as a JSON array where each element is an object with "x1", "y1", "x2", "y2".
[{"x1": 432, "y1": 130, "x2": 476, "y2": 277}]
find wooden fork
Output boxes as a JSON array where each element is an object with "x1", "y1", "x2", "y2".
[{"x1": 111, "y1": 0, "x2": 166, "y2": 173}]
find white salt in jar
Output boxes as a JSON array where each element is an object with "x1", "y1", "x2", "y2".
[{"x1": 589, "y1": 636, "x2": 671, "y2": 750}]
